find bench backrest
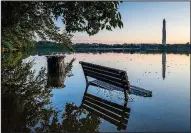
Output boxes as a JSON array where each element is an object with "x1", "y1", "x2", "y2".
[
  {"x1": 79, "y1": 61, "x2": 129, "y2": 89},
  {"x1": 81, "y1": 92, "x2": 130, "y2": 130}
]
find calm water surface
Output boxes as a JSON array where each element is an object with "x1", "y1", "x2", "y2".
[{"x1": 2, "y1": 52, "x2": 190, "y2": 132}]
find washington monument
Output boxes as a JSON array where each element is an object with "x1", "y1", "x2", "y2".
[{"x1": 162, "y1": 19, "x2": 166, "y2": 45}]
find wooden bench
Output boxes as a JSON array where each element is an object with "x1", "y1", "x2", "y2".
[
  {"x1": 80, "y1": 61, "x2": 130, "y2": 100},
  {"x1": 81, "y1": 85, "x2": 131, "y2": 131},
  {"x1": 80, "y1": 61, "x2": 152, "y2": 97}
]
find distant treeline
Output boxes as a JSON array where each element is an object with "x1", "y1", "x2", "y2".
[
  {"x1": 73, "y1": 43, "x2": 190, "y2": 51},
  {"x1": 36, "y1": 41, "x2": 69, "y2": 49},
  {"x1": 35, "y1": 41, "x2": 190, "y2": 53},
  {"x1": 35, "y1": 41, "x2": 70, "y2": 53}
]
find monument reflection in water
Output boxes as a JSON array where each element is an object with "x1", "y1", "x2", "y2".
[
  {"x1": 162, "y1": 52, "x2": 166, "y2": 80},
  {"x1": 46, "y1": 55, "x2": 75, "y2": 88}
]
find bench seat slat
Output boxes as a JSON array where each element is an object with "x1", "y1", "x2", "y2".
[
  {"x1": 86, "y1": 73, "x2": 127, "y2": 88},
  {"x1": 80, "y1": 61, "x2": 125, "y2": 74},
  {"x1": 82, "y1": 65, "x2": 121, "y2": 78},
  {"x1": 83, "y1": 68, "x2": 128, "y2": 86},
  {"x1": 90, "y1": 80, "x2": 126, "y2": 92},
  {"x1": 90, "y1": 80, "x2": 152, "y2": 97},
  {"x1": 80, "y1": 61, "x2": 129, "y2": 89}
]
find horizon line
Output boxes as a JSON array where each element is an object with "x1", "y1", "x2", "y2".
[{"x1": 73, "y1": 42, "x2": 190, "y2": 45}]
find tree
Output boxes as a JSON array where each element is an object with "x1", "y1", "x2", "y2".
[{"x1": 2, "y1": 1, "x2": 123, "y2": 51}]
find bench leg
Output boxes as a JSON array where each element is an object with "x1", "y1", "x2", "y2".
[
  {"x1": 84, "y1": 84, "x2": 89, "y2": 94},
  {"x1": 84, "y1": 75, "x2": 89, "y2": 86},
  {"x1": 124, "y1": 89, "x2": 128, "y2": 102}
]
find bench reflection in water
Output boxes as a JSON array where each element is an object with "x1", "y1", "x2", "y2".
[{"x1": 80, "y1": 85, "x2": 131, "y2": 131}]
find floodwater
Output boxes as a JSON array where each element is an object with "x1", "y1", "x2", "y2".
[{"x1": 1, "y1": 52, "x2": 190, "y2": 132}]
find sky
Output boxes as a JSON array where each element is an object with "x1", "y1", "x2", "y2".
[{"x1": 56, "y1": 2, "x2": 190, "y2": 44}]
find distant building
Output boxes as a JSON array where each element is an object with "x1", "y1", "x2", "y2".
[{"x1": 162, "y1": 19, "x2": 166, "y2": 45}]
